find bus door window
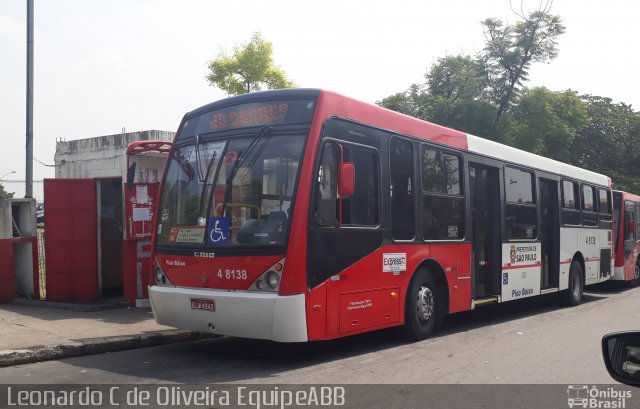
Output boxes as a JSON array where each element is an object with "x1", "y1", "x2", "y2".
[
  {"x1": 469, "y1": 164, "x2": 500, "y2": 297},
  {"x1": 597, "y1": 188, "x2": 613, "y2": 278},
  {"x1": 309, "y1": 139, "x2": 382, "y2": 288},
  {"x1": 390, "y1": 137, "x2": 415, "y2": 240},
  {"x1": 613, "y1": 192, "x2": 622, "y2": 253},
  {"x1": 314, "y1": 143, "x2": 338, "y2": 226},
  {"x1": 539, "y1": 178, "x2": 560, "y2": 288}
]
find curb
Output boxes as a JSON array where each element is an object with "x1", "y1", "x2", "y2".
[
  {"x1": 0, "y1": 330, "x2": 216, "y2": 367},
  {"x1": 11, "y1": 298, "x2": 132, "y2": 312}
]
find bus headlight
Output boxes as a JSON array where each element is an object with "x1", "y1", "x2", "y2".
[
  {"x1": 267, "y1": 271, "x2": 280, "y2": 289},
  {"x1": 247, "y1": 258, "x2": 284, "y2": 292},
  {"x1": 153, "y1": 259, "x2": 173, "y2": 287},
  {"x1": 155, "y1": 266, "x2": 165, "y2": 284}
]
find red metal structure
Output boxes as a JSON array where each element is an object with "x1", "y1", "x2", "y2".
[
  {"x1": 613, "y1": 190, "x2": 640, "y2": 286},
  {"x1": 123, "y1": 141, "x2": 171, "y2": 305},
  {"x1": 149, "y1": 89, "x2": 613, "y2": 342},
  {"x1": 43, "y1": 141, "x2": 170, "y2": 304},
  {"x1": 0, "y1": 240, "x2": 16, "y2": 302},
  {"x1": 44, "y1": 179, "x2": 99, "y2": 301}
]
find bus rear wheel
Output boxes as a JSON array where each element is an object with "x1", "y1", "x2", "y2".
[
  {"x1": 628, "y1": 263, "x2": 640, "y2": 287},
  {"x1": 563, "y1": 261, "x2": 584, "y2": 306},
  {"x1": 401, "y1": 269, "x2": 442, "y2": 341}
]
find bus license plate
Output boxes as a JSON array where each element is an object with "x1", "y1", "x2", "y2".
[{"x1": 191, "y1": 298, "x2": 215, "y2": 312}]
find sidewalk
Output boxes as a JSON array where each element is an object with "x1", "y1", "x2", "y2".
[{"x1": 0, "y1": 300, "x2": 211, "y2": 367}]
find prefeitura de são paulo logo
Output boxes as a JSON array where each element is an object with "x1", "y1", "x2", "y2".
[{"x1": 567, "y1": 385, "x2": 632, "y2": 408}]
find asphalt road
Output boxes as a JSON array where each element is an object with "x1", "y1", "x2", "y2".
[{"x1": 1, "y1": 282, "x2": 638, "y2": 385}]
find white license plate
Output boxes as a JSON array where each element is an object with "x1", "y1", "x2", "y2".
[{"x1": 190, "y1": 298, "x2": 215, "y2": 312}]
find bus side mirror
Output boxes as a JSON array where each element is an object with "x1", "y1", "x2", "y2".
[
  {"x1": 602, "y1": 331, "x2": 640, "y2": 387},
  {"x1": 338, "y1": 162, "x2": 355, "y2": 197}
]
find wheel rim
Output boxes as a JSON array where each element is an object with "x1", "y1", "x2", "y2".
[
  {"x1": 635, "y1": 264, "x2": 640, "y2": 281},
  {"x1": 416, "y1": 285, "x2": 434, "y2": 322},
  {"x1": 571, "y1": 272, "x2": 581, "y2": 298}
]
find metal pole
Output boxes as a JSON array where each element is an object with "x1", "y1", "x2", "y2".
[{"x1": 26, "y1": 0, "x2": 34, "y2": 198}]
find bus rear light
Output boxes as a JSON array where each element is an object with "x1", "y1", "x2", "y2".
[{"x1": 247, "y1": 258, "x2": 285, "y2": 292}]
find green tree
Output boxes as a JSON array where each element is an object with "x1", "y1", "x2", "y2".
[
  {"x1": 0, "y1": 183, "x2": 14, "y2": 198},
  {"x1": 207, "y1": 32, "x2": 294, "y2": 96},
  {"x1": 377, "y1": 84, "x2": 428, "y2": 118},
  {"x1": 427, "y1": 55, "x2": 486, "y2": 103},
  {"x1": 424, "y1": 56, "x2": 501, "y2": 139},
  {"x1": 509, "y1": 87, "x2": 589, "y2": 161},
  {"x1": 379, "y1": 3, "x2": 565, "y2": 142},
  {"x1": 480, "y1": 3, "x2": 565, "y2": 122},
  {"x1": 571, "y1": 95, "x2": 640, "y2": 192},
  {"x1": 378, "y1": 57, "x2": 501, "y2": 140}
]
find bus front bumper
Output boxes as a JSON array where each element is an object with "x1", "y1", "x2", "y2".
[{"x1": 149, "y1": 286, "x2": 308, "y2": 342}]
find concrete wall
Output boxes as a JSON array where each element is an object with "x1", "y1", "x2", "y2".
[
  {"x1": 55, "y1": 130, "x2": 174, "y2": 180},
  {"x1": 0, "y1": 198, "x2": 37, "y2": 298},
  {"x1": 0, "y1": 198, "x2": 36, "y2": 239}
]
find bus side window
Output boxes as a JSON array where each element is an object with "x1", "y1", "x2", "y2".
[
  {"x1": 339, "y1": 147, "x2": 379, "y2": 226},
  {"x1": 582, "y1": 185, "x2": 598, "y2": 227},
  {"x1": 624, "y1": 201, "x2": 634, "y2": 241},
  {"x1": 562, "y1": 180, "x2": 581, "y2": 225},
  {"x1": 313, "y1": 141, "x2": 379, "y2": 227},
  {"x1": 420, "y1": 145, "x2": 464, "y2": 240},
  {"x1": 598, "y1": 189, "x2": 612, "y2": 221}
]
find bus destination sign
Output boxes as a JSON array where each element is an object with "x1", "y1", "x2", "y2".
[
  {"x1": 209, "y1": 102, "x2": 289, "y2": 129},
  {"x1": 179, "y1": 98, "x2": 317, "y2": 139}
]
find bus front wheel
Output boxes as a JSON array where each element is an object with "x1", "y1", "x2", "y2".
[
  {"x1": 564, "y1": 261, "x2": 584, "y2": 306},
  {"x1": 401, "y1": 269, "x2": 442, "y2": 341}
]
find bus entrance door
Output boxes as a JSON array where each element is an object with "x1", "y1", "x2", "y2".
[
  {"x1": 540, "y1": 179, "x2": 560, "y2": 289},
  {"x1": 470, "y1": 164, "x2": 501, "y2": 298}
]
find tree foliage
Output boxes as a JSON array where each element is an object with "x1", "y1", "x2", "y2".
[
  {"x1": 571, "y1": 96, "x2": 640, "y2": 192},
  {"x1": 377, "y1": 1, "x2": 640, "y2": 194},
  {"x1": 510, "y1": 87, "x2": 589, "y2": 161},
  {"x1": 0, "y1": 183, "x2": 14, "y2": 199},
  {"x1": 207, "y1": 32, "x2": 294, "y2": 96},
  {"x1": 377, "y1": 3, "x2": 578, "y2": 149},
  {"x1": 480, "y1": 1, "x2": 565, "y2": 121}
]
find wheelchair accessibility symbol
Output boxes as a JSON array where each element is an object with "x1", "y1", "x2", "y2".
[{"x1": 208, "y1": 217, "x2": 230, "y2": 245}]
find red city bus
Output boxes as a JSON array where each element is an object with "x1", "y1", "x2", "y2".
[
  {"x1": 149, "y1": 89, "x2": 613, "y2": 342},
  {"x1": 612, "y1": 190, "x2": 640, "y2": 286}
]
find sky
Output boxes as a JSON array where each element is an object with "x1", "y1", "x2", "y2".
[{"x1": 1, "y1": 0, "x2": 639, "y2": 184}]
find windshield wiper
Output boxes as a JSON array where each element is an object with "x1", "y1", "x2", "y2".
[
  {"x1": 220, "y1": 126, "x2": 271, "y2": 216},
  {"x1": 195, "y1": 133, "x2": 207, "y2": 183},
  {"x1": 198, "y1": 149, "x2": 220, "y2": 222}
]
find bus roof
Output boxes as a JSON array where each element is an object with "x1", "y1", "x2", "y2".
[
  {"x1": 466, "y1": 134, "x2": 610, "y2": 187},
  {"x1": 186, "y1": 88, "x2": 611, "y2": 188}
]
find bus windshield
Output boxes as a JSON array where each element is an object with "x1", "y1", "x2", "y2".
[{"x1": 157, "y1": 130, "x2": 306, "y2": 247}]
